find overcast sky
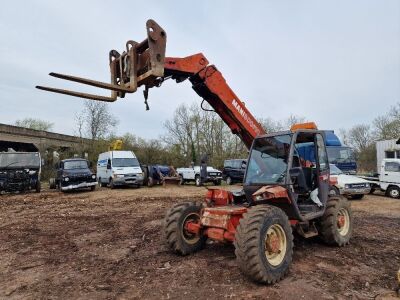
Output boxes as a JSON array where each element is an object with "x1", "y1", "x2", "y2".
[{"x1": 0, "y1": 0, "x2": 399, "y2": 139}]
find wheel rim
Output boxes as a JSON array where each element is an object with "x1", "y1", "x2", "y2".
[
  {"x1": 390, "y1": 188, "x2": 399, "y2": 198},
  {"x1": 337, "y1": 208, "x2": 350, "y2": 236},
  {"x1": 329, "y1": 188, "x2": 338, "y2": 196},
  {"x1": 264, "y1": 224, "x2": 287, "y2": 266},
  {"x1": 181, "y1": 213, "x2": 201, "y2": 244}
]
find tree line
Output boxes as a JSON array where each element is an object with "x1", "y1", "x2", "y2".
[{"x1": 14, "y1": 100, "x2": 399, "y2": 172}]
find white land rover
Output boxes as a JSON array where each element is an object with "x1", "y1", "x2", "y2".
[{"x1": 177, "y1": 166, "x2": 222, "y2": 186}]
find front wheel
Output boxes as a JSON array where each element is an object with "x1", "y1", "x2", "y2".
[
  {"x1": 234, "y1": 205, "x2": 293, "y2": 284},
  {"x1": 351, "y1": 194, "x2": 364, "y2": 200},
  {"x1": 226, "y1": 176, "x2": 232, "y2": 185},
  {"x1": 195, "y1": 175, "x2": 201, "y2": 187},
  {"x1": 387, "y1": 186, "x2": 400, "y2": 199},
  {"x1": 90, "y1": 185, "x2": 96, "y2": 191},
  {"x1": 214, "y1": 179, "x2": 221, "y2": 186},
  {"x1": 319, "y1": 196, "x2": 353, "y2": 246},
  {"x1": 329, "y1": 186, "x2": 340, "y2": 196},
  {"x1": 179, "y1": 175, "x2": 184, "y2": 185},
  {"x1": 164, "y1": 202, "x2": 206, "y2": 255}
]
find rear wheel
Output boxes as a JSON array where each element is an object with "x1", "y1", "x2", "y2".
[
  {"x1": 164, "y1": 202, "x2": 206, "y2": 255},
  {"x1": 319, "y1": 196, "x2": 352, "y2": 246},
  {"x1": 387, "y1": 186, "x2": 400, "y2": 199},
  {"x1": 179, "y1": 175, "x2": 184, "y2": 185},
  {"x1": 226, "y1": 176, "x2": 232, "y2": 185},
  {"x1": 35, "y1": 181, "x2": 41, "y2": 193},
  {"x1": 109, "y1": 178, "x2": 115, "y2": 189},
  {"x1": 49, "y1": 178, "x2": 56, "y2": 189},
  {"x1": 234, "y1": 205, "x2": 293, "y2": 284},
  {"x1": 98, "y1": 178, "x2": 107, "y2": 187}
]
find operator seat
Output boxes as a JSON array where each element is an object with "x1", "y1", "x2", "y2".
[{"x1": 289, "y1": 167, "x2": 309, "y2": 194}]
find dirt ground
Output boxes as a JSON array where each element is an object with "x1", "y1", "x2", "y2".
[{"x1": 0, "y1": 184, "x2": 399, "y2": 300}]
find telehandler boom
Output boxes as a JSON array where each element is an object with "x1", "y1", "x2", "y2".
[{"x1": 37, "y1": 19, "x2": 353, "y2": 284}]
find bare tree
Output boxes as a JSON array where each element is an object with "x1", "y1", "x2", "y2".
[
  {"x1": 15, "y1": 118, "x2": 53, "y2": 131},
  {"x1": 373, "y1": 102, "x2": 400, "y2": 140},
  {"x1": 74, "y1": 113, "x2": 85, "y2": 138},
  {"x1": 338, "y1": 128, "x2": 349, "y2": 145},
  {"x1": 347, "y1": 124, "x2": 373, "y2": 152},
  {"x1": 259, "y1": 115, "x2": 306, "y2": 133},
  {"x1": 76, "y1": 101, "x2": 118, "y2": 140}
]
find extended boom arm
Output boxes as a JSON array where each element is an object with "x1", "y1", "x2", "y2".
[{"x1": 36, "y1": 19, "x2": 265, "y2": 149}]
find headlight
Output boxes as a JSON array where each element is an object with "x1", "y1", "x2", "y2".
[
  {"x1": 64, "y1": 177, "x2": 69, "y2": 182},
  {"x1": 365, "y1": 183, "x2": 370, "y2": 188},
  {"x1": 92, "y1": 174, "x2": 96, "y2": 179}
]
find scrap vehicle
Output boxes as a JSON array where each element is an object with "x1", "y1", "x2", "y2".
[
  {"x1": 360, "y1": 158, "x2": 400, "y2": 199},
  {"x1": 328, "y1": 164, "x2": 370, "y2": 199},
  {"x1": 0, "y1": 151, "x2": 41, "y2": 193},
  {"x1": 222, "y1": 158, "x2": 247, "y2": 185},
  {"x1": 177, "y1": 165, "x2": 222, "y2": 186},
  {"x1": 97, "y1": 150, "x2": 144, "y2": 188},
  {"x1": 36, "y1": 19, "x2": 353, "y2": 284},
  {"x1": 49, "y1": 158, "x2": 97, "y2": 192},
  {"x1": 143, "y1": 164, "x2": 180, "y2": 186}
]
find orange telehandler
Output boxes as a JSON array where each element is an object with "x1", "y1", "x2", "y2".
[{"x1": 37, "y1": 20, "x2": 353, "y2": 284}]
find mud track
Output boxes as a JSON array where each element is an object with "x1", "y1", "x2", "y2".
[{"x1": 0, "y1": 186, "x2": 399, "y2": 299}]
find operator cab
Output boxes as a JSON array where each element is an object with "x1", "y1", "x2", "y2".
[{"x1": 243, "y1": 129, "x2": 330, "y2": 221}]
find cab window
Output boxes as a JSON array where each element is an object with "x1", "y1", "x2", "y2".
[{"x1": 385, "y1": 161, "x2": 400, "y2": 172}]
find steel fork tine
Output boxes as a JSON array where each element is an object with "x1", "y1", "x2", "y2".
[
  {"x1": 49, "y1": 72, "x2": 135, "y2": 93},
  {"x1": 35, "y1": 86, "x2": 117, "y2": 102}
]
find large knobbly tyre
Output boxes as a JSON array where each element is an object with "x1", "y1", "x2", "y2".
[
  {"x1": 319, "y1": 196, "x2": 353, "y2": 246},
  {"x1": 234, "y1": 205, "x2": 294, "y2": 284},
  {"x1": 164, "y1": 202, "x2": 206, "y2": 255}
]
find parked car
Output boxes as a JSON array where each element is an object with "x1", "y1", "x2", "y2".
[
  {"x1": 222, "y1": 159, "x2": 247, "y2": 185},
  {"x1": 177, "y1": 166, "x2": 222, "y2": 186},
  {"x1": 0, "y1": 151, "x2": 41, "y2": 193},
  {"x1": 49, "y1": 158, "x2": 97, "y2": 192},
  {"x1": 97, "y1": 151, "x2": 143, "y2": 188},
  {"x1": 329, "y1": 164, "x2": 370, "y2": 199}
]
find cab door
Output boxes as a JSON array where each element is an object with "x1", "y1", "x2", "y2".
[
  {"x1": 316, "y1": 133, "x2": 330, "y2": 205},
  {"x1": 381, "y1": 160, "x2": 400, "y2": 183}
]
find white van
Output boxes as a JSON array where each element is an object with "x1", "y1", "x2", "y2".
[{"x1": 97, "y1": 151, "x2": 143, "y2": 188}]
